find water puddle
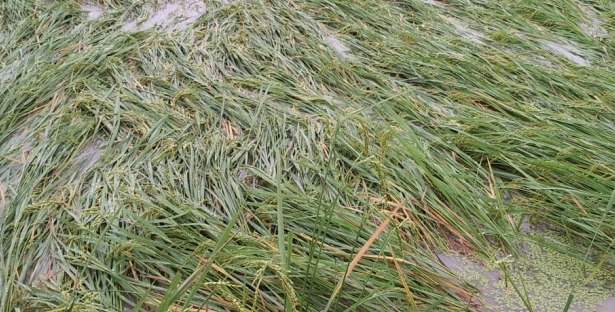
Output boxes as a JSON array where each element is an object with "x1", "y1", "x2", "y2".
[
  {"x1": 578, "y1": 9, "x2": 608, "y2": 39},
  {"x1": 597, "y1": 298, "x2": 615, "y2": 312},
  {"x1": 0, "y1": 133, "x2": 105, "y2": 215},
  {"x1": 0, "y1": 131, "x2": 33, "y2": 214},
  {"x1": 81, "y1": 3, "x2": 104, "y2": 20},
  {"x1": 421, "y1": 0, "x2": 446, "y2": 7},
  {"x1": 503, "y1": 45, "x2": 561, "y2": 70},
  {"x1": 540, "y1": 40, "x2": 589, "y2": 66},
  {"x1": 71, "y1": 139, "x2": 105, "y2": 176},
  {"x1": 442, "y1": 16, "x2": 485, "y2": 45},
  {"x1": 0, "y1": 60, "x2": 20, "y2": 83},
  {"x1": 325, "y1": 34, "x2": 351, "y2": 58},
  {"x1": 440, "y1": 232, "x2": 615, "y2": 312},
  {"x1": 122, "y1": 0, "x2": 206, "y2": 31},
  {"x1": 533, "y1": 56, "x2": 559, "y2": 70},
  {"x1": 322, "y1": 94, "x2": 348, "y2": 108}
]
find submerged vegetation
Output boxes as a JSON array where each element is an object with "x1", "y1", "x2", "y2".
[
  {"x1": 446, "y1": 231, "x2": 615, "y2": 312},
  {"x1": 1, "y1": 0, "x2": 615, "y2": 311}
]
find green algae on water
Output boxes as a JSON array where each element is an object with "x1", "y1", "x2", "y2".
[{"x1": 448, "y1": 232, "x2": 615, "y2": 312}]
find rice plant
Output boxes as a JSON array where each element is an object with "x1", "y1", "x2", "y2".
[{"x1": 1, "y1": 0, "x2": 614, "y2": 311}]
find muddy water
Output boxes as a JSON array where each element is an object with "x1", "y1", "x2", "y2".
[
  {"x1": 80, "y1": 1, "x2": 206, "y2": 30},
  {"x1": 442, "y1": 16, "x2": 486, "y2": 45},
  {"x1": 578, "y1": 9, "x2": 608, "y2": 39},
  {"x1": 0, "y1": 131, "x2": 32, "y2": 214},
  {"x1": 71, "y1": 139, "x2": 106, "y2": 177},
  {"x1": 120, "y1": 0, "x2": 206, "y2": 31},
  {"x1": 421, "y1": 0, "x2": 446, "y2": 7},
  {"x1": 81, "y1": 4, "x2": 103, "y2": 20},
  {"x1": 438, "y1": 247, "x2": 615, "y2": 312},
  {"x1": 325, "y1": 34, "x2": 351, "y2": 58},
  {"x1": 0, "y1": 133, "x2": 104, "y2": 215},
  {"x1": 0, "y1": 61, "x2": 20, "y2": 83},
  {"x1": 540, "y1": 40, "x2": 590, "y2": 66}
]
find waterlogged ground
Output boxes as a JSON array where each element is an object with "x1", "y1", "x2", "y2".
[
  {"x1": 2, "y1": 0, "x2": 615, "y2": 311},
  {"x1": 440, "y1": 231, "x2": 615, "y2": 312}
]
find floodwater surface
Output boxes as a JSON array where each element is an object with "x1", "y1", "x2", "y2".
[
  {"x1": 121, "y1": 0, "x2": 206, "y2": 31},
  {"x1": 540, "y1": 40, "x2": 590, "y2": 66},
  {"x1": 439, "y1": 236, "x2": 615, "y2": 312}
]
